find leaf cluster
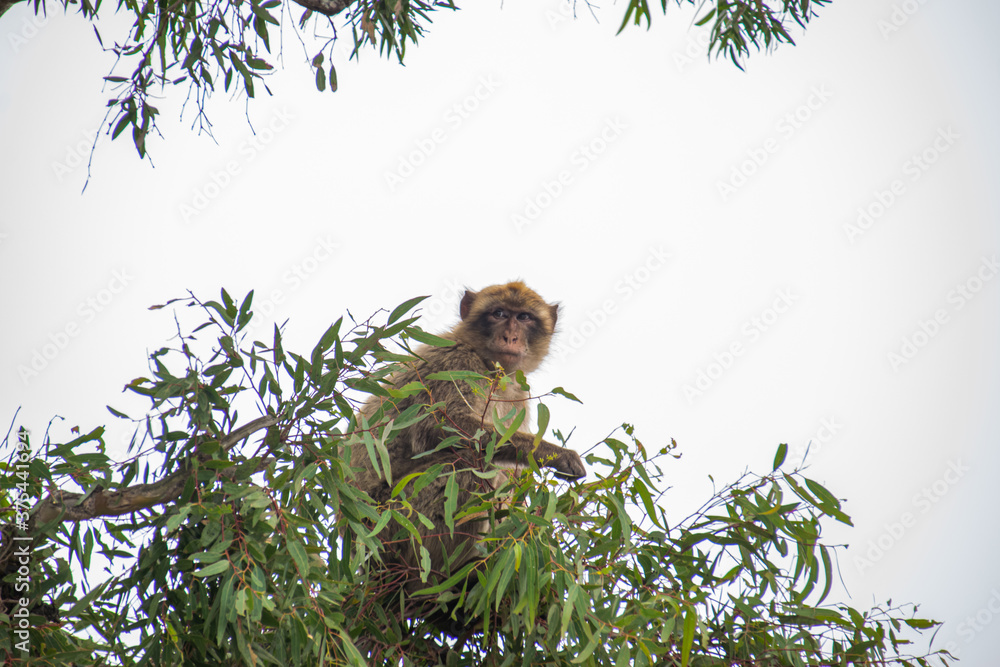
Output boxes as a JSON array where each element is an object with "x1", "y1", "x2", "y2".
[
  {"x1": 0, "y1": 289, "x2": 949, "y2": 667},
  {"x1": 16, "y1": 0, "x2": 832, "y2": 162},
  {"x1": 619, "y1": 0, "x2": 832, "y2": 70}
]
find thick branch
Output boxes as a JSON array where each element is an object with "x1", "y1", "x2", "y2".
[
  {"x1": 29, "y1": 415, "x2": 279, "y2": 527},
  {"x1": 287, "y1": 0, "x2": 352, "y2": 16}
]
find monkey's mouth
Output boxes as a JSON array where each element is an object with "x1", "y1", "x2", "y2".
[{"x1": 491, "y1": 348, "x2": 525, "y2": 370}]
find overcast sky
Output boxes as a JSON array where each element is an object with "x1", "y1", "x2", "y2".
[{"x1": 2, "y1": 0, "x2": 998, "y2": 662}]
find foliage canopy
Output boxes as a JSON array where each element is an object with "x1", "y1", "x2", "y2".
[
  {"x1": 1, "y1": 0, "x2": 830, "y2": 160},
  {"x1": 1, "y1": 289, "x2": 950, "y2": 666}
]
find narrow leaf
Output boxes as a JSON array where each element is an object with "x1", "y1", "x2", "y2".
[
  {"x1": 194, "y1": 560, "x2": 230, "y2": 578},
  {"x1": 773, "y1": 443, "x2": 788, "y2": 470}
]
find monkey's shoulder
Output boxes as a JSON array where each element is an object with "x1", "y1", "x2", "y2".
[{"x1": 383, "y1": 341, "x2": 491, "y2": 386}]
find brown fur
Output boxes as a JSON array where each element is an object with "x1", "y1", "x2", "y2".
[{"x1": 351, "y1": 282, "x2": 585, "y2": 591}]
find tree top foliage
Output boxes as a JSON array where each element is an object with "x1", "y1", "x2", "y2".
[
  {"x1": 1, "y1": 0, "x2": 830, "y2": 160},
  {"x1": 1, "y1": 289, "x2": 950, "y2": 666}
]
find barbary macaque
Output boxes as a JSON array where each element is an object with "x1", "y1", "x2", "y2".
[{"x1": 350, "y1": 281, "x2": 585, "y2": 591}]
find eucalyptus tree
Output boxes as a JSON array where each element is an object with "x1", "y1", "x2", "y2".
[{"x1": 0, "y1": 288, "x2": 950, "y2": 666}]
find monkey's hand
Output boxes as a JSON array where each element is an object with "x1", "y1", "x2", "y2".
[
  {"x1": 494, "y1": 435, "x2": 586, "y2": 479},
  {"x1": 546, "y1": 447, "x2": 586, "y2": 480}
]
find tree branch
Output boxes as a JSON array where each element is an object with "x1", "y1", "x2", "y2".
[{"x1": 29, "y1": 415, "x2": 279, "y2": 527}]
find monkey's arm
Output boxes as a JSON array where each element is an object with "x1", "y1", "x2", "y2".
[
  {"x1": 413, "y1": 361, "x2": 586, "y2": 479},
  {"x1": 490, "y1": 432, "x2": 586, "y2": 480},
  {"x1": 422, "y1": 398, "x2": 584, "y2": 479}
]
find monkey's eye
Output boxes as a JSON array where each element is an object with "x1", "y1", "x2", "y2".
[
  {"x1": 492, "y1": 308, "x2": 507, "y2": 319},
  {"x1": 516, "y1": 312, "x2": 533, "y2": 322}
]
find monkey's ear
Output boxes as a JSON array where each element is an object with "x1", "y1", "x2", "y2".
[
  {"x1": 459, "y1": 290, "x2": 478, "y2": 321},
  {"x1": 548, "y1": 303, "x2": 559, "y2": 328}
]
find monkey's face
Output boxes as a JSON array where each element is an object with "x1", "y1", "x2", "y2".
[
  {"x1": 480, "y1": 305, "x2": 543, "y2": 369},
  {"x1": 457, "y1": 283, "x2": 559, "y2": 373}
]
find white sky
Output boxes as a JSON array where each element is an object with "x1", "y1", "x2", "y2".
[{"x1": 2, "y1": 0, "x2": 998, "y2": 662}]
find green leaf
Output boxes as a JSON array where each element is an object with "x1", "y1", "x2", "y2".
[
  {"x1": 411, "y1": 561, "x2": 476, "y2": 595},
  {"x1": 111, "y1": 113, "x2": 130, "y2": 140},
  {"x1": 783, "y1": 473, "x2": 818, "y2": 504},
  {"x1": 533, "y1": 402, "x2": 550, "y2": 449},
  {"x1": 364, "y1": 510, "x2": 392, "y2": 538},
  {"x1": 166, "y1": 506, "x2": 192, "y2": 532},
  {"x1": 493, "y1": 406, "x2": 526, "y2": 449},
  {"x1": 390, "y1": 469, "x2": 424, "y2": 498},
  {"x1": 803, "y1": 477, "x2": 839, "y2": 508},
  {"x1": 390, "y1": 510, "x2": 420, "y2": 541},
  {"x1": 694, "y1": 7, "x2": 716, "y2": 26},
  {"x1": 495, "y1": 553, "x2": 517, "y2": 611},
  {"x1": 572, "y1": 634, "x2": 601, "y2": 664},
  {"x1": 406, "y1": 327, "x2": 455, "y2": 347},
  {"x1": 193, "y1": 560, "x2": 230, "y2": 578},
  {"x1": 773, "y1": 443, "x2": 788, "y2": 470},
  {"x1": 219, "y1": 572, "x2": 235, "y2": 627},
  {"x1": 616, "y1": 0, "x2": 652, "y2": 35},
  {"x1": 543, "y1": 488, "x2": 558, "y2": 521},
  {"x1": 550, "y1": 386, "x2": 582, "y2": 403},
  {"x1": 106, "y1": 405, "x2": 130, "y2": 418},
  {"x1": 388, "y1": 295, "x2": 429, "y2": 324},
  {"x1": 419, "y1": 545, "x2": 432, "y2": 582},
  {"x1": 818, "y1": 545, "x2": 833, "y2": 605},
  {"x1": 680, "y1": 606, "x2": 697, "y2": 667},
  {"x1": 236, "y1": 290, "x2": 254, "y2": 329},
  {"x1": 360, "y1": 430, "x2": 381, "y2": 481},
  {"x1": 444, "y1": 471, "x2": 458, "y2": 535},
  {"x1": 235, "y1": 623, "x2": 253, "y2": 664},
  {"x1": 633, "y1": 478, "x2": 661, "y2": 528},
  {"x1": 560, "y1": 583, "x2": 579, "y2": 638},
  {"x1": 375, "y1": 420, "x2": 394, "y2": 485},
  {"x1": 426, "y1": 370, "x2": 483, "y2": 382},
  {"x1": 287, "y1": 538, "x2": 310, "y2": 575}
]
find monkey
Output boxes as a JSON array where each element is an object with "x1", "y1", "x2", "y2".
[{"x1": 349, "y1": 281, "x2": 586, "y2": 600}]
